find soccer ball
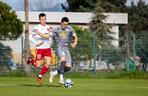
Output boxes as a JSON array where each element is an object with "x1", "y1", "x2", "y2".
[{"x1": 64, "y1": 79, "x2": 73, "y2": 88}]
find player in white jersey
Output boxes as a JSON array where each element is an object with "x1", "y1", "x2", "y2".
[{"x1": 29, "y1": 13, "x2": 53, "y2": 85}]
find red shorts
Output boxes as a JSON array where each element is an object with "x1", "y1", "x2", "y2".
[{"x1": 36, "y1": 48, "x2": 52, "y2": 60}]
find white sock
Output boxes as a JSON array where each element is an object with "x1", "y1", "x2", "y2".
[
  {"x1": 39, "y1": 75, "x2": 42, "y2": 78},
  {"x1": 53, "y1": 70, "x2": 58, "y2": 75},
  {"x1": 60, "y1": 74, "x2": 63, "y2": 80}
]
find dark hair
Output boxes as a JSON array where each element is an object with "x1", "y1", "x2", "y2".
[
  {"x1": 39, "y1": 13, "x2": 46, "y2": 19},
  {"x1": 61, "y1": 17, "x2": 69, "y2": 23}
]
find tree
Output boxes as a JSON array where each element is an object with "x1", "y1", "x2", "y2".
[
  {"x1": 0, "y1": 1, "x2": 23, "y2": 40},
  {"x1": 125, "y1": 1, "x2": 148, "y2": 33},
  {"x1": 67, "y1": 0, "x2": 127, "y2": 12},
  {"x1": 99, "y1": 0, "x2": 127, "y2": 12},
  {"x1": 89, "y1": 1, "x2": 113, "y2": 45},
  {"x1": 24, "y1": 0, "x2": 31, "y2": 64},
  {"x1": 67, "y1": 0, "x2": 97, "y2": 12},
  {"x1": 136, "y1": 31, "x2": 148, "y2": 63},
  {"x1": 89, "y1": 1, "x2": 127, "y2": 66},
  {"x1": 0, "y1": 1, "x2": 23, "y2": 71},
  {"x1": 0, "y1": 42, "x2": 12, "y2": 72},
  {"x1": 121, "y1": 1, "x2": 148, "y2": 60},
  {"x1": 70, "y1": 26, "x2": 99, "y2": 67}
]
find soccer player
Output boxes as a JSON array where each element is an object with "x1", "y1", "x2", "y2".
[
  {"x1": 29, "y1": 13, "x2": 53, "y2": 85},
  {"x1": 49, "y1": 17, "x2": 78, "y2": 84}
]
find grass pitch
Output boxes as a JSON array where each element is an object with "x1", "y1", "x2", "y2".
[{"x1": 0, "y1": 77, "x2": 148, "y2": 96}]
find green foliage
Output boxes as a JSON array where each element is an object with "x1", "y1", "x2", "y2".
[
  {"x1": 0, "y1": 1, "x2": 23, "y2": 40},
  {"x1": 67, "y1": 0, "x2": 127, "y2": 12},
  {"x1": 0, "y1": 42, "x2": 12, "y2": 66},
  {"x1": 71, "y1": 26, "x2": 123, "y2": 66},
  {"x1": 67, "y1": 0, "x2": 97, "y2": 12},
  {"x1": 126, "y1": 1, "x2": 148, "y2": 33},
  {"x1": 89, "y1": 0, "x2": 127, "y2": 40},
  {"x1": 101, "y1": 48, "x2": 124, "y2": 65},
  {"x1": 98, "y1": 0, "x2": 127, "y2": 12},
  {"x1": 89, "y1": 1, "x2": 115, "y2": 46},
  {"x1": 70, "y1": 26, "x2": 99, "y2": 60},
  {"x1": 0, "y1": 69, "x2": 27, "y2": 77},
  {"x1": 121, "y1": 1, "x2": 148, "y2": 63},
  {"x1": 136, "y1": 31, "x2": 148, "y2": 63},
  {"x1": 65, "y1": 71, "x2": 148, "y2": 79}
]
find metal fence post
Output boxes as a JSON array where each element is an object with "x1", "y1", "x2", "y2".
[
  {"x1": 21, "y1": 36, "x2": 24, "y2": 64},
  {"x1": 93, "y1": 32, "x2": 97, "y2": 74},
  {"x1": 132, "y1": 32, "x2": 136, "y2": 56}
]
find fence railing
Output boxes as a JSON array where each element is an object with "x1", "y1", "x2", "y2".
[{"x1": 0, "y1": 33, "x2": 148, "y2": 75}]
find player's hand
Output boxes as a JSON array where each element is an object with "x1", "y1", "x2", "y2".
[
  {"x1": 36, "y1": 41, "x2": 44, "y2": 46},
  {"x1": 71, "y1": 43, "x2": 77, "y2": 48},
  {"x1": 47, "y1": 27, "x2": 53, "y2": 32},
  {"x1": 34, "y1": 29, "x2": 40, "y2": 35}
]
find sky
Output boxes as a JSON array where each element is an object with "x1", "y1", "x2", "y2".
[
  {"x1": 1, "y1": 0, "x2": 68, "y2": 11},
  {"x1": 1, "y1": 0, "x2": 148, "y2": 11},
  {"x1": 126, "y1": 0, "x2": 148, "y2": 6}
]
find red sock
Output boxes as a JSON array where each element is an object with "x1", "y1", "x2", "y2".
[
  {"x1": 40, "y1": 66, "x2": 49, "y2": 76},
  {"x1": 31, "y1": 59, "x2": 36, "y2": 66}
]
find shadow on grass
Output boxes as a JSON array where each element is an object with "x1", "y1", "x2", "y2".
[{"x1": 19, "y1": 84, "x2": 62, "y2": 87}]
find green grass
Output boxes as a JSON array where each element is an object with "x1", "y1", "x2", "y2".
[{"x1": 0, "y1": 77, "x2": 148, "y2": 96}]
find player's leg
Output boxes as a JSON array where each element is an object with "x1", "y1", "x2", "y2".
[
  {"x1": 37, "y1": 48, "x2": 52, "y2": 84},
  {"x1": 39, "y1": 56, "x2": 51, "y2": 77},
  {"x1": 35, "y1": 60, "x2": 42, "y2": 84},
  {"x1": 26, "y1": 48, "x2": 38, "y2": 77},
  {"x1": 49, "y1": 51, "x2": 58, "y2": 83},
  {"x1": 35, "y1": 49, "x2": 44, "y2": 84},
  {"x1": 49, "y1": 57, "x2": 65, "y2": 84},
  {"x1": 35, "y1": 49, "x2": 43, "y2": 68},
  {"x1": 49, "y1": 65, "x2": 58, "y2": 83},
  {"x1": 56, "y1": 47, "x2": 67, "y2": 84},
  {"x1": 58, "y1": 56, "x2": 66, "y2": 84},
  {"x1": 49, "y1": 47, "x2": 66, "y2": 84},
  {"x1": 58, "y1": 50, "x2": 72, "y2": 84},
  {"x1": 64, "y1": 49, "x2": 72, "y2": 72},
  {"x1": 27, "y1": 48, "x2": 36, "y2": 66}
]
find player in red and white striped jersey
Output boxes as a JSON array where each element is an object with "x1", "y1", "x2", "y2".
[{"x1": 29, "y1": 13, "x2": 53, "y2": 85}]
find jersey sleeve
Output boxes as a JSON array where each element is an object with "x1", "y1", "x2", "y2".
[
  {"x1": 29, "y1": 26, "x2": 38, "y2": 45},
  {"x1": 70, "y1": 26, "x2": 76, "y2": 36},
  {"x1": 29, "y1": 33, "x2": 38, "y2": 45},
  {"x1": 52, "y1": 28, "x2": 58, "y2": 37}
]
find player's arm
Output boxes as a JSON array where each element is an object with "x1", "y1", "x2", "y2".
[
  {"x1": 34, "y1": 28, "x2": 53, "y2": 39},
  {"x1": 71, "y1": 35, "x2": 78, "y2": 48},
  {"x1": 29, "y1": 33, "x2": 44, "y2": 46},
  {"x1": 70, "y1": 27, "x2": 78, "y2": 48},
  {"x1": 29, "y1": 33, "x2": 37, "y2": 44}
]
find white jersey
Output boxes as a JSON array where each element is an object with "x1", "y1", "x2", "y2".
[{"x1": 29, "y1": 24, "x2": 52, "y2": 49}]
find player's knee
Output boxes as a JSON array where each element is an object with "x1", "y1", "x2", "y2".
[
  {"x1": 58, "y1": 61, "x2": 66, "y2": 74},
  {"x1": 35, "y1": 62, "x2": 41, "y2": 68}
]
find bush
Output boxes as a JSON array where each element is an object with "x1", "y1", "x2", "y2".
[
  {"x1": 64, "y1": 71, "x2": 148, "y2": 79},
  {"x1": 0, "y1": 69, "x2": 27, "y2": 77}
]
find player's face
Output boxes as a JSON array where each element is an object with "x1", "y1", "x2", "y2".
[
  {"x1": 61, "y1": 21, "x2": 69, "y2": 30},
  {"x1": 39, "y1": 16, "x2": 46, "y2": 26}
]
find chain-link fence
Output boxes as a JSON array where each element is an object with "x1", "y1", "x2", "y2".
[
  {"x1": 71, "y1": 34, "x2": 125, "y2": 72},
  {"x1": 0, "y1": 32, "x2": 148, "y2": 76},
  {"x1": 0, "y1": 37, "x2": 24, "y2": 75},
  {"x1": 70, "y1": 31, "x2": 148, "y2": 72}
]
